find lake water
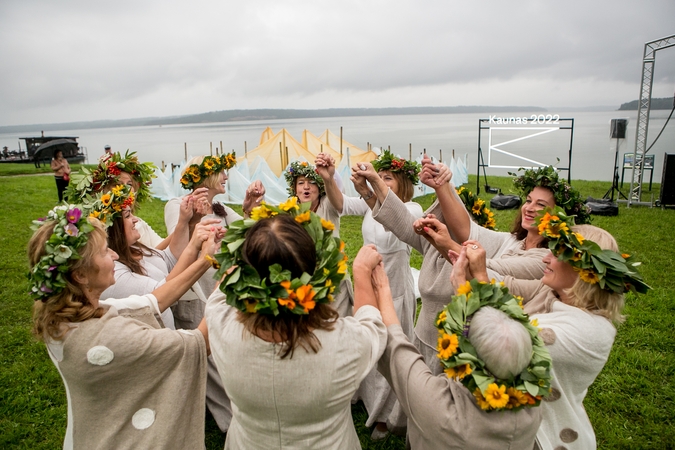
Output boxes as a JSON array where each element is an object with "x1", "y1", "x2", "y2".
[{"x1": 2, "y1": 109, "x2": 673, "y2": 183}]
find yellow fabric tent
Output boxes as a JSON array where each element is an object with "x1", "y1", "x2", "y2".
[
  {"x1": 301, "y1": 130, "x2": 342, "y2": 160},
  {"x1": 238, "y1": 128, "x2": 316, "y2": 175},
  {"x1": 315, "y1": 129, "x2": 378, "y2": 165}
]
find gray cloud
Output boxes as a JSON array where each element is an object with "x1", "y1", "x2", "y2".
[{"x1": 1, "y1": 0, "x2": 674, "y2": 125}]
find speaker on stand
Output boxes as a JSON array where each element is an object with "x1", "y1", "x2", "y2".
[{"x1": 603, "y1": 118, "x2": 629, "y2": 202}]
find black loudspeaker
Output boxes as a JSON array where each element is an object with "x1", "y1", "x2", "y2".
[
  {"x1": 610, "y1": 119, "x2": 628, "y2": 139},
  {"x1": 660, "y1": 153, "x2": 675, "y2": 207}
]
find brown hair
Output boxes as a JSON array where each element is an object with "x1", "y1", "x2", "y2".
[
  {"x1": 29, "y1": 220, "x2": 107, "y2": 341},
  {"x1": 509, "y1": 186, "x2": 554, "y2": 248},
  {"x1": 563, "y1": 225, "x2": 625, "y2": 324},
  {"x1": 107, "y1": 215, "x2": 157, "y2": 276},
  {"x1": 385, "y1": 170, "x2": 415, "y2": 203},
  {"x1": 237, "y1": 215, "x2": 338, "y2": 358}
]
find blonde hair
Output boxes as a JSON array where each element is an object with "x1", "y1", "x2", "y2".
[
  {"x1": 181, "y1": 155, "x2": 224, "y2": 191},
  {"x1": 28, "y1": 220, "x2": 107, "y2": 341},
  {"x1": 564, "y1": 224, "x2": 625, "y2": 324}
]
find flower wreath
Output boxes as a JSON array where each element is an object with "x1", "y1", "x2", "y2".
[
  {"x1": 536, "y1": 208, "x2": 650, "y2": 294},
  {"x1": 283, "y1": 161, "x2": 326, "y2": 198},
  {"x1": 456, "y1": 186, "x2": 496, "y2": 230},
  {"x1": 180, "y1": 153, "x2": 237, "y2": 190},
  {"x1": 66, "y1": 150, "x2": 156, "y2": 204},
  {"x1": 371, "y1": 150, "x2": 421, "y2": 185},
  {"x1": 28, "y1": 205, "x2": 96, "y2": 301},
  {"x1": 510, "y1": 165, "x2": 591, "y2": 225},
  {"x1": 435, "y1": 279, "x2": 552, "y2": 412},
  {"x1": 86, "y1": 184, "x2": 136, "y2": 227},
  {"x1": 213, "y1": 197, "x2": 347, "y2": 315}
]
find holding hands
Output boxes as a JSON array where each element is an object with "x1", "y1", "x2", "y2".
[
  {"x1": 413, "y1": 213, "x2": 461, "y2": 258},
  {"x1": 315, "y1": 152, "x2": 336, "y2": 179},
  {"x1": 420, "y1": 154, "x2": 452, "y2": 188},
  {"x1": 243, "y1": 180, "x2": 266, "y2": 216}
]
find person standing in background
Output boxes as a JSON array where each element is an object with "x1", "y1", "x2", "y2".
[
  {"x1": 103, "y1": 145, "x2": 112, "y2": 157},
  {"x1": 50, "y1": 149, "x2": 71, "y2": 202}
]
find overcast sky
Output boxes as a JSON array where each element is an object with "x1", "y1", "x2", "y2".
[{"x1": 1, "y1": 0, "x2": 674, "y2": 126}]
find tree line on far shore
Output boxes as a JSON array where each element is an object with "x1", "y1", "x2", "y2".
[{"x1": 618, "y1": 97, "x2": 675, "y2": 110}]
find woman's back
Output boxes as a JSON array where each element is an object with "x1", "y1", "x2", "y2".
[{"x1": 206, "y1": 294, "x2": 386, "y2": 449}]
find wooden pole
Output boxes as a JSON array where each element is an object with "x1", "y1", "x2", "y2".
[
  {"x1": 285, "y1": 147, "x2": 289, "y2": 169},
  {"x1": 184, "y1": 143, "x2": 187, "y2": 162},
  {"x1": 338, "y1": 127, "x2": 342, "y2": 156},
  {"x1": 440, "y1": 149, "x2": 443, "y2": 163},
  {"x1": 210, "y1": 142, "x2": 213, "y2": 156},
  {"x1": 409, "y1": 143, "x2": 412, "y2": 160},
  {"x1": 279, "y1": 143, "x2": 284, "y2": 169},
  {"x1": 220, "y1": 141, "x2": 223, "y2": 156}
]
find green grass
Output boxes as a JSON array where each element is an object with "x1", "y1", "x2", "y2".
[{"x1": 1, "y1": 171, "x2": 673, "y2": 449}]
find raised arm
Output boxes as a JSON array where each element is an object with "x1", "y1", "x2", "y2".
[
  {"x1": 167, "y1": 195, "x2": 193, "y2": 258},
  {"x1": 242, "y1": 180, "x2": 265, "y2": 217},
  {"x1": 352, "y1": 244, "x2": 382, "y2": 313},
  {"x1": 420, "y1": 154, "x2": 472, "y2": 242},
  {"x1": 315, "y1": 152, "x2": 345, "y2": 213},
  {"x1": 152, "y1": 228, "x2": 219, "y2": 311}
]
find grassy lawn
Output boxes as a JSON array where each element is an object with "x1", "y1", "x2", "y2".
[{"x1": 1, "y1": 169, "x2": 673, "y2": 449}]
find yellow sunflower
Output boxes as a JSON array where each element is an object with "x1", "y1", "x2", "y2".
[
  {"x1": 295, "y1": 211, "x2": 311, "y2": 224},
  {"x1": 444, "y1": 363, "x2": 472, "y2": 380},
  {"x1": 101, "y1": 193, "x2": 112, "y2": 206},
  {"x1": 473, "y1": 388, "x2": 491, "y2": 410},
  {"x1": 250, "y1": 204, "x2": 274, "y2": 221},
  {"x1": 507, "y1": 387, "x2": 528, "y2": 408},
  {"x1": 485, "y1": 383, "x2": 509, "y2": 409},
  {"x1": 577, "y1": 268, "x2": 599, "y2": 284},
  {"x1": 437, "y1": 333, "x2": 459, "y2": 360},
  {"x1": 456, "y1": 281, "x2": 472, "y2": 296},
  {"x1": 320, "y1": 218, "x2": 335, "y2": 231},
  {"x1": 279, "y1": 197, "x2": 300, "y2": 211}
]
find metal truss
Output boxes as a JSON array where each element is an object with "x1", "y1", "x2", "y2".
[{"x1": 628, "y1": 34, "x2": 675, "y2": 206}]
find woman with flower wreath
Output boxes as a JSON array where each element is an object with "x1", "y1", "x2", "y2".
[
  {"x1": 204, "y1": 203, "x2": 387, "y2": 449},
  {"x1": 65, "y1": 150, "x2": 167, "y2": 248},
  {"x1": 314, "y1": 150, "x2": 424, "y2": 439},
  {"x1": 418, "y1": 164, "x2": 591, "y2": 279},
  {"x1": 28, "y1": 204, "x2": 218, "y2": 449},
  {"x1": 90, "y1": 184, "x2": 222, "y2": 330},
  {"x1": 165, "y1": 154, "x2": 265, "y2": 295},
  {"x1": 283, "y1": 159, "x2": 356, "y2": 317},
  {"x1": 453, "y1": 209, "x2": 649, "y2": 450},
  {"x1": 370, "y1": 244, "x2": 547, "y2": 449}
]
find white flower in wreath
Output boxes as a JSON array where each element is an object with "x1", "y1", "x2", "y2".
[{"x1": 53, "y1": 244, "x2": 73, "y2": 263}]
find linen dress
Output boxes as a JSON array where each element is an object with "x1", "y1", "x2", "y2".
[
  {"x1": 100, "y1": 248, "x2": 179, "y2": 329},
  {"x1": 373, "y1": 190, "x2": 548, "y2": 375},
  {"x1": 505, "y1": 277, "x2": 617, "y2": 450},
  {"x1": 45, "y1": 294, "x2": 207, "y2": 450},
  {"x1": 341, "y1": 194, "x2": 424, "y2": 428},
  {"x1": 377, "y1": 324, "x2": 541, "y2": 450},
  {"x1": 205, "y1": 290, "x2": 387, "y2": 450}
]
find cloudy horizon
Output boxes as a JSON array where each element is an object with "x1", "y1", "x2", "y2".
[{"x1": 1, "y1": 0, "x2": 674, "y2": 127}]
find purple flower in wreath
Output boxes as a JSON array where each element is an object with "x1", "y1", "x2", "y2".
[
  {"x1": 64, "y1": 223, "x2": 79, "y2": 237},
  {"x1": 66, "y1": 208, "x2": 82, "y2": 224},
  {"x1": 48, "y1": 265, "x2": 58, "y2": 271},
  {"x1": 40, "y1": 284, "x2": 53, "y2": 293}
]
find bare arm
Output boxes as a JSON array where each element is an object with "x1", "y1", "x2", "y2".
[
  {"x1": 165, "y1": 220, "x2": 221, "y2": 281},
  {"x1": 315, "y1": 152, "x2": 344, "y2": 212},
  {"x1": 152, "y1": 231, "x2": 218, "y2": 311},
  {"x1": 350, "y1": 164, "x2": 377, "y2": 209},
  {"x1": 168, "y1": 196, "x2": 193, "y2": 258},
  {"x1": 352, "y1": 162, "x2": 390, "y2": 204},
  {"x1": 352, "y1": 244, "x2": 382, "y2": 313}
]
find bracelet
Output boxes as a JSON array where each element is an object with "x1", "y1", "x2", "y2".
[
  {"x1": 360, "y1": 191, "x2": 375, "y2": 201},
  {"x1": 204, "y1": 254, "x2": 221, "y2": 270}
]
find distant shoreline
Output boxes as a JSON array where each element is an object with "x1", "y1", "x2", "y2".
[
  {"x1": 4, "y1": 99, "x2": 671, "y2": 134},
  {"x1": 0, "y1": 105, "x2": 559, "y2": 134}
]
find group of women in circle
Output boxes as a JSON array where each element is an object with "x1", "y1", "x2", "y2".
[{"x1": 28, "y1": 148, "x2": 648, "y2": 449}]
